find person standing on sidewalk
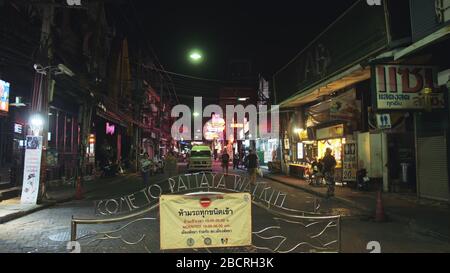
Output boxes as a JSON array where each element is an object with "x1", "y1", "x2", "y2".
[
  {"x1": 164, "y1": 152, "x2": 178, "y2": 178},
  {"x1": 322, "y1": 148, "x2": 337, "y2": 197},
  {"x1": 246, "y1": 150, "x2": 259, "y2": 184},
  {"x1": 140, "y1": 152, "x2": 151, "y2": 187},
  {"x1": 233, "y1": 152, "x2": 240, "y2": 170},
  {"x1": 221, "y1": 151, "x2": 230, "y2": 175}
]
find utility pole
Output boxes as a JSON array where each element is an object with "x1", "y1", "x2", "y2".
[
  {"x1": 159, "y1": 75, "x2": 164, "y2": 155},
  {"x1": 36, "y1": 1, "x2": 54, "y2": 203}
]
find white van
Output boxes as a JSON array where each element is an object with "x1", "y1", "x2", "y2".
[{"x1": 188, "y1": 145, "x2": 212, "y2": 172}]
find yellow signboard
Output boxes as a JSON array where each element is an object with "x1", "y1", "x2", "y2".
[
  {"x1": 160, "y1": 192, "x2": 252, "y2": 250},
  {"x1": 316, "y1": 124, "x2": 344, "y2": 140}
]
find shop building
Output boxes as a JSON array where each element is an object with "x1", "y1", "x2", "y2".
[
  {"x1": 255, "y1": 76, "x2": 280, "y2": 166},
  {"x1": 272, "y1": 0, "x2": 438, "y2": 194},
  {"x1": 375, "y1": 0, "x2": 450, "y2": 201}
]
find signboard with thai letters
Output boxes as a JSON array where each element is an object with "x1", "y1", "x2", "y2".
[
  {"x1": 343, "y1": 142, "x2": 357, "y2": 182},
  {"x1": 160, "y1": 193, "x2": 252, "y2": 250},
  {"x1": 375, "y1": 65, "x2": 445, "y2": 110}
]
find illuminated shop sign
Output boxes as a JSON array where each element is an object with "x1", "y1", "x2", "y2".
[
  {"x1": 316, "y1": 124, "x2": 344, "y2": 140},
  {"x1": 0, "y1": 79, "x2": 10, "y2": 113},
  {"x1": 14, "y1": 123, "x2": 23, "y2": 134},
  {"x1": 375, "y1": 65, "x2": 444, "y2": 110},
  {"x1": 106, "y1": 122, "x2": 115, "y2": 135},
  {"x1": 204, "y1": 114, "x2": 225, "y2": 140}
]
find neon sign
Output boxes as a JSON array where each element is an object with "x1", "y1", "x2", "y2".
[
  {"x1": 106, "y1": 122, "x2": 115, "y2": 135},
  {"x1": 0, "y1": 79, "x2": 10, "y2": 113},
  {"x1": 204, "y1": 114, "x2": 225, "y2": 140}
]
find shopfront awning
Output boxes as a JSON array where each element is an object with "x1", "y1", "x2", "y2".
[
  {"x1": 394, "y1": 25, "x2": 450, "y2": 61},
  {"x1": 279, "y1": 64, "x2": 371, "y2": 108}
]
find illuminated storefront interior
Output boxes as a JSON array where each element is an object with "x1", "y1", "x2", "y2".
[{"x1": 317, "y1": 138, "x2": 345, "y2": 168}]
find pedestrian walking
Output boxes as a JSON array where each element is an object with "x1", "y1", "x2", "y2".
[
  {"x1": 164, "y1": 152, "x2": 178, "y2": 178},
  {"x1": 221, "y1": 151, "x2": 230, "y2": 175},
  {"x1": 140, "y1": 152, "x2": 151, "y2": 187},
  {"x1": 233, "y1": 152, "x2": 240, "y2": 170},
  {"x1": 246, "y1": 150, "x2": 259, "y2": 184},
  {"x1": 322, "y1": 148, "x2": 337, "y2": 197}
]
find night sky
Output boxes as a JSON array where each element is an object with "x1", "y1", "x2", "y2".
[
  {"x1": 111, "y1": 0, "x2": 359, "y2": 102},
  {"x1": 126, "y1": 1, "x2": 358, "y2": 79}
]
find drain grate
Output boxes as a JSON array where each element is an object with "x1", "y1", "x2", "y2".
[{"x1": 48, "y1": 229, "x2": 96, "y2": 242}]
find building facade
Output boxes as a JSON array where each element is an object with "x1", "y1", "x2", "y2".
[{"x1": 273, "y1": 0, "x2": 449, "y2": 201}]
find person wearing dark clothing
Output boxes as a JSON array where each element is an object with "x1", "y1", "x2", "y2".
[
  {"x1": 233, "y1": 153, "x2": 240, "y2": 169},
  {"x1": 221, "y1": 152, "x2": 230, "y2": 175},
  {"x1": 310, "y1": 157, "x2": 324, "y2": 186},
  {"x1": 311, "y1": 158, "x2": 323, "y2": 174},
  {"x1": 322, "y1": 148, "x2": 337, "y2": 197},
  {"x1": 140, "y1": 152, "x2": 151, "y2": 187},
  {"x1": 246, "y1": 150, "x2": 259, "y2": 184}
]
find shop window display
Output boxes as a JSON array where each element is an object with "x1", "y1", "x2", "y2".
[{"x1": 318, "y1": 138, "x2": 345, "y2": 168}]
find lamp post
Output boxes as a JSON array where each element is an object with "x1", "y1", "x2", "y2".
[{"x1": 32, "y1": 63, "x2": 74, "y2": 202}]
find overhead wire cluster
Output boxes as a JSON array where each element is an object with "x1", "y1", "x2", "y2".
[{"x1": 124, "y1": 0, "x2": 180, "y2": 105}]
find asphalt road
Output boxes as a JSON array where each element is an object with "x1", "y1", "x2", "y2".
[{"x1": 1, "y1": 161, "x2": 449, "y2": 253}]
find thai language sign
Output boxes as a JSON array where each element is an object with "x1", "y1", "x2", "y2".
[
  {"x1": 375, "y1": 65, "x2": 445, "y2": 109},
  {"x1": 21, "y1": 136, "x2": 43, "y2": 204},
  {"x1": 343, "y1": 143, "x2": 357, "y2": 182},
  {"x1": 160, "y1": 193, "x2": 252, "y2": 250}
]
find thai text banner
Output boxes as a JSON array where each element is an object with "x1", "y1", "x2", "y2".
[{"x1": 160, "y1": 192, "x2": 252, "y2": 250}]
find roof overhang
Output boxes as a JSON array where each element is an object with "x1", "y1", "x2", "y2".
[
  {"x1": 279, "y1": 64, "x2": 371, "y2": 109},
  {"x1": 394, "y1": 25, "x2": 450, "y2": 61}
]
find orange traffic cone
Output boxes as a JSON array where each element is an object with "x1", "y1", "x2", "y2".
[
  {"x1": 375, "y1": 190, "x2": 386, "y2": 222},
  {"x1": 75, "y1": 177, "x2": 83, "y2": 200}
]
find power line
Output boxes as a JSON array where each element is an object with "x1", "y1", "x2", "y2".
[
  {"x1": 141, "y1": 64, "x2": 242, "y2": 85},
  {"x1": 126, "y1": 0, "x2": 179, "y2": 104}
]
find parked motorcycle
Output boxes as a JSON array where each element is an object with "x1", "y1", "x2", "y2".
[
  {"x1": 153, "y1": 159, "x2": 164, "y2": 174},
  {"x1": 102, "y1": 160, "x2": 118, "y2": 178}
]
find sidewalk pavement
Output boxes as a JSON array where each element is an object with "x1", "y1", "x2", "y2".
[
  {"x1": 264, "y1": 172, "x2": 450, "y2": 242},
  {"x1": 0, "y1": 173, "x2": 137, "y2": 224}
]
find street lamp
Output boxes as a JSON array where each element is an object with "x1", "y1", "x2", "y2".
[
  {"x1": 30, "y1": 63, "x2": 74, "y2": 204},
  {"x1": 34, "y1": 63, "x2": 75, "y2": 77},
  {"x1": 193, "y1": 112, "x2": 200, "y2": 117},
  {"x1": 188, "y1": 50, "x2": 203, "y2": 64},
  {"x1": 29, "y1": 113, "x2": 45, "y2": 136}
]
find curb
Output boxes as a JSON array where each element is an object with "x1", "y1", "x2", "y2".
[
  {"x1": 0, "y1": 196, "x2": 78, "y2": 224},
  {"x1": 265, "y1": 174, "x2": 372, "y2": 212},
  {"x1": 0, "y1": 174, "x2": 137, "y2": 224},
  {"x1": 0, "y1": 204, "x2": 52, "y2": 224},
  {"x1": 265, "y1": 174, "x2": 450, "y2": 242}
]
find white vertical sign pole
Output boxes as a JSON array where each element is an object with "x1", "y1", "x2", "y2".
[{"x1": 21, "y1": 136, "x2": 43, "y2": 205}]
